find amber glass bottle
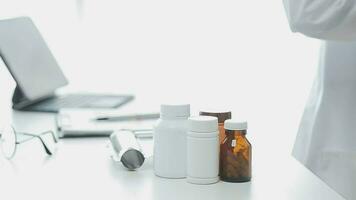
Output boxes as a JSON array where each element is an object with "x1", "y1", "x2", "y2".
[
  {"x1": 199, "y1": 110, "x2": 231, "y2": 144},
  {"x1": 220, "y1": 120, "x2": 251, "y2": 182}
]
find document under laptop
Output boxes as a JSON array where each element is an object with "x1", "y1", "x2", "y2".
[{"x1": 56, "y1": 109, "x2": 156, "y2": 138}]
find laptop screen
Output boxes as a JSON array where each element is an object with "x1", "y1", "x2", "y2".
[{"x1": 0, "y1": 17, "x2": 68, "y2": 100}]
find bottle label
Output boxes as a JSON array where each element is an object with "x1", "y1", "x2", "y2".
[{"x1": 231, "y1": 139, "x2": 236, "y2": 147}]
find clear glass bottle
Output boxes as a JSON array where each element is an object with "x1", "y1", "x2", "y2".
[{"x1": 220, "y1": 120, "x2": 251, "y2": 182}]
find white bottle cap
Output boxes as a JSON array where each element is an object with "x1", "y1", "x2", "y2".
[
  {"x1": 188, "y1": 116, "x2": 218, "y2": 133},
  {"x1": 160, "y1": 104, "x2": 190, "y2": 118},
  {"x1": 224, "y1": 119, "x2": 248, "y2": 130}
]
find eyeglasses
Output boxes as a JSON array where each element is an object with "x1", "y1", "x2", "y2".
[{"x1": 0, "y1": 125, "x2": 58, "y2": 159}]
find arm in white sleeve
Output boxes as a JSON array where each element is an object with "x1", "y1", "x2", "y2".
[{"x1": 283, "y1": 0, "x2": 356, "y2": 40}]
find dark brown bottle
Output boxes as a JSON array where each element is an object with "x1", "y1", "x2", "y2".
[
  {"x1": 220, "y1": 120, "x2": 251, "y2": 182},
  {"x1": 199, "y1": 110, "x2": 231, "y2": 144}
]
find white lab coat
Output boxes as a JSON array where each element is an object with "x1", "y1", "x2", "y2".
[{"x1": 283, "y1": 1, "x2": 356, "y2": 199}]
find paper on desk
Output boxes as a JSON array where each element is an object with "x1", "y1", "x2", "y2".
[{"x1": 56, "y1": 109, "x2": 156, "y2": 138}]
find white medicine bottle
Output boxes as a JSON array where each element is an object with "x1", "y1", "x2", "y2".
[
  {"x1": 187, "y1": 116, "x2": 219, "y2": 184},
  {"x1": 153, "y1": 104, "x2": 190, "y2": 178}
]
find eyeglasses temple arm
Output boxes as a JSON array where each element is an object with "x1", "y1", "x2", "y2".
[
  {"x1": 19, "y1": 133, "x2": 52, "y2": 155},
  {"x1": 40, "y1": 131, "x2": 58, "y2": 143},
  {"x1": 37, "y1": 136, "x2": 52, "y2": 155}
]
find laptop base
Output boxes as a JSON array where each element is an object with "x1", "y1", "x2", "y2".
[{"x1": 12, "y1": 86, "x2": 134, "y2": 113}]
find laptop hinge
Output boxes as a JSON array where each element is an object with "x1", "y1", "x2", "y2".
[{"x1": 12, "y1": 86, "x2": 53, "y2": 110}]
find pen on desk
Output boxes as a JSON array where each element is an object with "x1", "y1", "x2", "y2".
[{"x1": 94, "y1": 113, "x2": 160, "y2": 121}]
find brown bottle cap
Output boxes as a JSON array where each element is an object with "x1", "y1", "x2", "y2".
[{"x1": 199, "y1": 110, "x2": 232, "y2": 123}]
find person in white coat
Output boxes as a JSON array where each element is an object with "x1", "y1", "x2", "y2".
[{"x1": 283, "y1": 1, "x2": 356, "y2": 199}]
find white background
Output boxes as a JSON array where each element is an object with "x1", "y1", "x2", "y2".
[
  {"x1": 0, "y1": 0, "x2": 320, "y2": 152},
  {"x1": 0, "y1": 1, "x2": 335, "y2": 199}
]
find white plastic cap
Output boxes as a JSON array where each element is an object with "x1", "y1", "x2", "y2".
[
  {"x1": 188, "y1": 116, "x2": 218, "y2": 133},
  {"x1": 160, "y1": 104, "x2": 190, "y2": 118},
  {"x1": 224, "y1": 119, "x2": 248, "y2": 130}
]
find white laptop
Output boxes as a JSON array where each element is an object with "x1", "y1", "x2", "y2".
[{"x1": 0, "y1": 17, "x2": 133, "y2": 112}]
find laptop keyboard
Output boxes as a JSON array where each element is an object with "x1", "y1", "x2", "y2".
[{"x1": 25, "y1": 94, "x2": 134, "y2": 112}]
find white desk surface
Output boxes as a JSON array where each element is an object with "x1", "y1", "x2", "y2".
[{"x1": 0, "y1": 97, "x2": 345, "y2": 200}]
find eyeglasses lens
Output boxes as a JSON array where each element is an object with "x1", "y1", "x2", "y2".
[{"x1": 0, "y1": 126, "x2": 17, "y2": 159}]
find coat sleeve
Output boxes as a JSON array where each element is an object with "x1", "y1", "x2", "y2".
[{"x1": 283, "y1": 0, "x2": 356, "y2": 40}]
